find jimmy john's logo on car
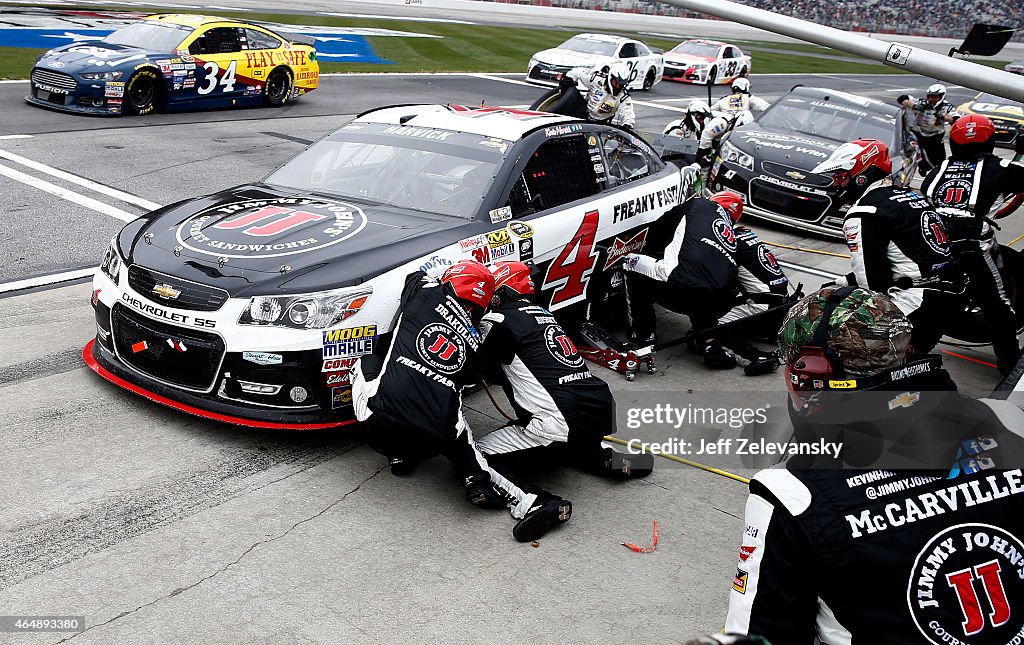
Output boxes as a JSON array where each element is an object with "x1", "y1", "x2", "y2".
[
  {"x1": 545, "y1": 325, "x2": 584, "y2": 369},
  {"x1": 322, "y1": 325, "x2": 376, "y2": 359},
  {"x1": 176, "y1": 198, "x2": 367, "y2": 259},
  {"x1": 415, "y1": 323, "x2": 466, "y2": 374},
  {"x1": 908, "y1": 523, "x2": 1024, "y2": 645}
]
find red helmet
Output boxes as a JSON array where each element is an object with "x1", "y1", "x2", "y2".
[
  {"x1": 440, "y1": 260, "x2": 494, "y2": 311},
  {"x1": 709, "y1": 190, "x2": 744, "y2": 223},
  {"x1": 490, "y1": 261, "x2": 535, "y2": 304},
  {"x1": 950, "y1": 114, "x2": 995, "y2": 146},
  {"x1": 811, "y1": 139, "x2": 892, "y2": 189}
]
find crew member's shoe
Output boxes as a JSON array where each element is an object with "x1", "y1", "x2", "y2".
[
  {"x1": 512, "y1": 496, "x2": 572, "y2": 542},
  {"x1": 465, "y1": 474, "x2": 507, "y2": 509},
  {"x1": 387, "y1": 456, "x2": 416, "y2": 476},
  {"x1": 602, "y1": 447, "x2": 654, "y2": 479},
  {"x1": 703, "y1": 342, "x2": 737, "y2": 369},
  {"x1": 727, "y1": 341, "x2": 780, "y2": 376},
  {"x1": 628, "y1": 331, "x2": 657, "y2": 347}
]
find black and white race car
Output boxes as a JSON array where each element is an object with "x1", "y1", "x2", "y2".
[
  {"x1": 706, "y1": 86, "x2": 912, "y2": 237},
  {"x1": 86, "y1": 105, "x2": 692, "y2": 428}
]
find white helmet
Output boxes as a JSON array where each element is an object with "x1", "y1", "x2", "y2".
[
  {"x1": 687, "y1": 99, "x2": 712, "y2": 118},
  {"x1": 604, "y1": 61, "x2": 630, "y2": 96},
  {"x1": 731, "y1": 77, "x2": 750, "y2": 94},
  {"x1": 926, "y1": 83, "x2": 946, "y2": 99}
]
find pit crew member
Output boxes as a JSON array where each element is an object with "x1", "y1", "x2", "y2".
[
  {"x1": 477, "y1": 261, "x2": 654, "y2": 478},
  {"x1": 711, "y1": 190, "x2": 787, "y2": 375},
  {"x1": 726, "y1": 286, "x2": 1024, "y2": 643},
  {"x1": 548, "y1": 61, "x2": 636, "y2": 128},
  {"x1": 697, "y1": 111, "x2": 749, "y2": 167},
  {"x1": 710, "y1": 78, "x2": 770, "y2": 120},
  {"x1": 352, "y1": 260, "x2": 572, "y2": 542},
  {"x1": 664, "y1": 99, "x2": 713, "y2": 140},
  {"x1": 898, "y1": 83, "x2": 961, "y2": 173},
  {"x1": 622, "y1": 192, "x2": 761, "y2": 370},
  {"x1": 812, "y1": 139, "x2": 957, "y2": 354},
  {"x1": 923, "y1": 114, "x2": 1024, "y2": 374}
]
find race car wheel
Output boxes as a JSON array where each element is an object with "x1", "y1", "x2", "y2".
[
  {"x1": 642, "y1": 68, "x2": 656, "y2": 91},
  {"x1": 264, "y1": 67, "x2": 293, "y2": 107},
  {"x1": 124, "y1": 69, "x2": 159, "y2": 116},
  {"x1": 530, "y1": 87, "x2": 562, "y2": 112},
  {"x1": 707, "y1": 67, "x2": 718, "y2": 85},
  {"x1": 739, "y1": 65, "x2": 749, "y2": 78}
]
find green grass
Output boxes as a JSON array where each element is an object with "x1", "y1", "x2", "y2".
[{"x1": 0, "y1": 6, "x2": 1003, "y2": 79}]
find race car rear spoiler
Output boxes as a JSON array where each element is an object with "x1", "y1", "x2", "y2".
[{"x1": 281, "y1": 32, "x2": 316, "y2": 47}]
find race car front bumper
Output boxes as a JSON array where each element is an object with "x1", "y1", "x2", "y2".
[{"x1": 25, "y1": 78, "x2": 123, "y2": 116}]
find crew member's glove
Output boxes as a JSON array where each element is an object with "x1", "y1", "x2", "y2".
[
  {"x1": 622, "y1": 253, "x2": 642, "y2": 272},
  {"x1": 696, "y1": 147, "x2": 714, "y2": 168}
]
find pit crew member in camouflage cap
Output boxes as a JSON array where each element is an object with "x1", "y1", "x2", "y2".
[{"x1": 726, "y1": 286, "x2": 1024, "y2": 644}]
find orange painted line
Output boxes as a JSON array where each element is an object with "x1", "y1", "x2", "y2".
[{"x1": 941, "y1": 349, "x2": 998, "y2": 370}]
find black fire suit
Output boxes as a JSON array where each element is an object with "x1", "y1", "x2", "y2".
[
  {"x1": 923, "y1": 155, "x2": 1024, "y2": 374},
  {"x1": 477, "y1": 299, "x2": 614, "y2": 471},
  {"x1": 624, "y1": 198, "x2": 739, "y2": 342},
  {"x1": 726, "y1": 367, "x2": 1024, "y2": 643},
  {"x1": 842, "y1": 182, "x2": 956, "y2": 354},
  {"x1": 352, "y1": 272, "x2": 538, "y2": 518},
  {"x1": 719, "y1": 225, "x2": 789, "y2": 325}
]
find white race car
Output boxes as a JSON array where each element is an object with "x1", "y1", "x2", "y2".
[
  {"x1": 662, "y1": 39, "x2": 751, "y2": 85},
  {"x1": 527, "y1": 33, "x2": 664, "y2": 91}
]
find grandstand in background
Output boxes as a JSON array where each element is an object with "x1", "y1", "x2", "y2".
[{"x1": 477, "y1": 0, "x2": 1022, "y2": 42}]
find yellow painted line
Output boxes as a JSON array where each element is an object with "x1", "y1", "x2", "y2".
[
  {"x1": 1008, "y1": 232, "x2": 1024, "y2": 247},
  {"x1": 764, "y1": 240, "x2": 850, "y2": 259}
]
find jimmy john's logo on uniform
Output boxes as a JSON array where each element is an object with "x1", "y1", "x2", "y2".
[
  {"x1": 177, "y1": 198, "x2": 367, "y2": 259},
  {"x1": 921, "y1": 211, "x2": 951, "y2": 255},
  {"x1": 416, "y1": 323, "x2": 467, "y2": 374},
  {"x1": 544, "y1": 325, "x2": 584, "y2": 369},
  {"x1": 908, "y1": 523, "x2": 1024, "y2": 645},
  {"x1": 712, "y1": 217, "x2": 738, "y2": 253}
]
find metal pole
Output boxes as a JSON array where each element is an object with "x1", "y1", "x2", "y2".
[{"x1": 658, "y1": 0, "x2": 1024, "y2": 102}]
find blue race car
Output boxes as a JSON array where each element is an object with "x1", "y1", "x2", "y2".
[{"x1": 26, "y1": 13, "x2": 319, "y2": 116}]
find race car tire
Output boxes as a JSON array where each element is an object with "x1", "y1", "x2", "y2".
[
  {"x1": 739, "y1": 65, "x2": 749, "y2": 78},
  {"x1": 642, "y1": 68, "x2": 656, "y2": 91},
  {"x1": 530, "y1": 87, "x2": 561, "y2": 112},
  {"x1": 124, "y1": 69, "x2": 160, "y2": 116},
  {"x1": 707, "y1": 67, "x2": 718, "y2": 86},
  {"x1": 264, "y1": 67, "x2": 293, "y2": 107}
]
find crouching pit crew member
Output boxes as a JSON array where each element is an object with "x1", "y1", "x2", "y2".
[
  {"x1": 477, "y1": 261, "x2": 654, "y2": 479},
  {"x1": 352, "y1": 260, "x2": 572, "y2": 542},
  {"x1": 725, "y1": 286, "x2": 1024, "y2": 643}
]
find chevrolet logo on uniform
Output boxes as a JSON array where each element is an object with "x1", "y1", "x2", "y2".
[
  {"x1": 152, "y1": 283, "x2": 181, "y2": 300},
  {"x1": 888, "y1": 392, "x2": 920, "y2": 410}
]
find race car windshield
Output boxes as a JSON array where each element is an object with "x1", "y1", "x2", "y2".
[
  {"x1": 264, "y1": 125, "x2": 506, "y2": 219},
  {"x1": 558, "y1": 36, "x2": 618, "y2": 57},
  {"x1": 102, "y1": 22, "x2": 193, "y2": 51},
  {"x1": 758, "y1": 98, "x2": 896, "y2": 144},
  {"x1": 670, "y1": 42, "x2": 720, "y2": 58}
]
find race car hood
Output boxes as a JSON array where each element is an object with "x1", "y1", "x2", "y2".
[
  {"x1": 663, "y1": 53, "x2": 715, "y2": 65},
  {"x1": 958, "y1": 93, "x2": 1024, "y2": 124},
  {"x1": 118, "y1": 185, "x2": 475, "y2": 298},
  {"x1": 728, "y1": 124, "x2": 839, "y2": 171},
  {"x1": 36, "y1": 42, "x2": 153, "y2": 69},
  {"x1": 533, "y1": 48, "x2": 610, "y2": 68}
]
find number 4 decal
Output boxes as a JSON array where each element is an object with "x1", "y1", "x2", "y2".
[{"x1": 543, "y1": 210, "x2": 600, "y2": 310}]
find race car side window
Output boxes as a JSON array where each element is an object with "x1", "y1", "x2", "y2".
[
  {"x1": 724, "y1": 47, "x2": 737, "y2": 58},
  {"x1": 189, "y1": 27, "x2": 242, "y2": 55},
  {"x1": 619, "y1": 43, "x2": 638, "y2": 59},
  {"x1": 244, "y1": 29, "x2": 282, "y2": 51},
  {"x1": 636, "y1": 43, "x2": 652, "y2": 56},
  {"x1": 507, "y1": 136, "x2": 598, "y2": 216},
  {"x1": 599, "y1": 132, "x2": 651, "y2": 187}
]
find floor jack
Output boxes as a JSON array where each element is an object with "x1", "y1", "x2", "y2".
[{"x1": 576, "y1": 321, "x2": 656, "y2": 381}]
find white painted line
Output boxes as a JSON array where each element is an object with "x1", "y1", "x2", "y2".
[
  {"x1": 0, "y1": 149, "x2": 161, "y2": 211},
  {"x1": 0, "y1": 135, "x2": 33, "y2": 140},
  {"x1": 0, "y1": 80, "x2": 29, "y2": 84},
  {"x1": 318, "y1": 12, "x2": 475, "y2": 24},
  {"x1": 0, "y1": 268, "x2": 94, "y2": 295},
  {"x1": 467, "y1": 73, "x2": 689, "y2": 114},
  {"x1": 0, "y1": 163, "x2": 135, "y2": 222},
  {"x1": 778, "y1": 260, "x2": 840, "y2": 280}
]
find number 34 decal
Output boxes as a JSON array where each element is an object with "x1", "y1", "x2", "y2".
[
  {"x1": 542, "y1": 210, "x2": 600, "y2": 310},
  {"x1": 198, "y1": 60, "x2": 237, "y2": 95}
]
